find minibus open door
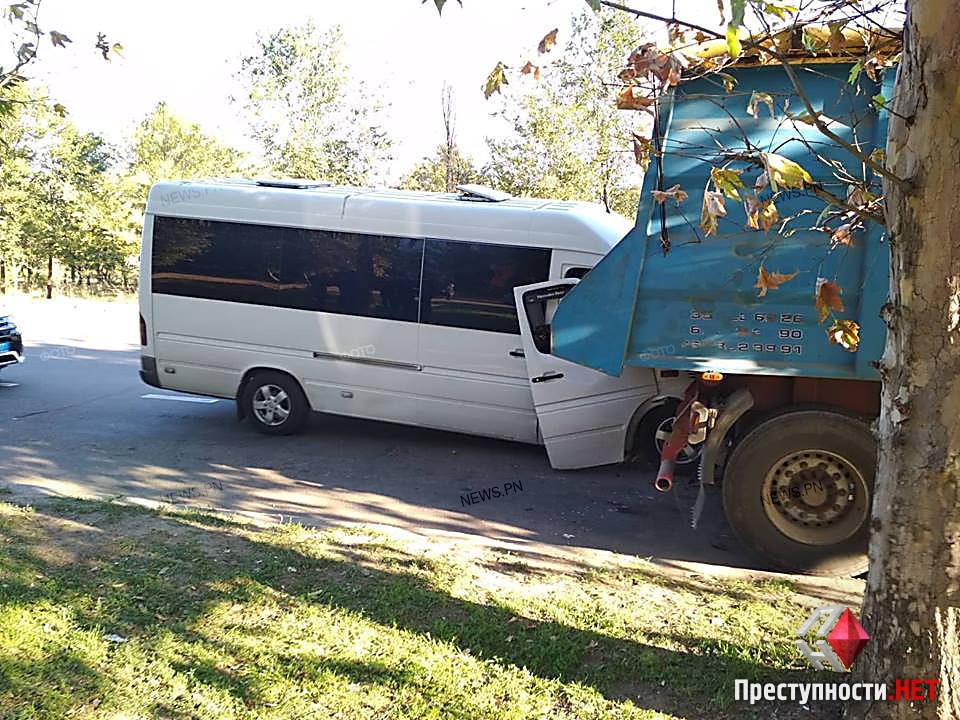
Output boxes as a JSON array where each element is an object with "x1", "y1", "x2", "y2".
[{"x1": 513, "y1": 280, "x2": 656, "y2": 470}]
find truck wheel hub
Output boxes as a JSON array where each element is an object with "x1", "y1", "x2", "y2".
[{"x1": 761, "y1": 449, "x2": 868, "y2": 546}]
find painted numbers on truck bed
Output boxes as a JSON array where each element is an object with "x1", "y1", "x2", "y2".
[{"x1": 682, "y1": 305, "x2": 807, "y2": 356}]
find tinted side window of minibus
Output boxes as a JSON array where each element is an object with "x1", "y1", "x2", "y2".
[
  {"x1": 421, "y1": 240, "x2": 551, "y2": 334},
  {"x1": 152, "y1": 217, "x2": 422, "y2": 322},
  {"x1": 285, "y1": 230, "x2": 422, "y2": 322},
  {"x1": 151, "y1": 217, "x2": 285, "y2": 306}
]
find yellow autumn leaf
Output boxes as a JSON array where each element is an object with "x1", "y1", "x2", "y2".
[
  {"x1": 761, "y1": 152, "x2": 813, "y2": 192},
  {"x1": 827, "y1": 319, "x2": 860, "y2": 352},
  {"x1": 755, "y1": 264, "x2": 798, "y2": 297},
  {"x1": 815, "y1": 278, "x2": 844, "y2": 322},
  {"x1": 710, "y1": 167, "x2": 745, "y2": 200},
  {"x1": 830, "y1": 223, "x2": 854, "y2": 247},
  {"x1": 538, "y1": 28, "x2": 558, "y2": 54},
  {"x1": 651, "y1": 184, "x2": 689, "y2": 206},
  {"x1": 631, "y1": 134, "x2": 654, "y2": 170},
  {"x1": 726, "y1": 23, "x2": 742, "y2": 58},
  {"x1": 743, "y1": 193, "x2": 761, "y2": 229},
  {"x1": 747, "y1": 92, "x2": 776, "y2": 118},
  {"x1": 483, "y1": 62, "x2": 508, "y2": 99},
  {"x1": 759, "y1": 200, "x2": 779, "y2": 233},
  {"x1": 616, "y1": 86, "x2": 655, "y2": 112},
  {"x1": 700, "y1": 190, "x2": 727, "y2": 237}
]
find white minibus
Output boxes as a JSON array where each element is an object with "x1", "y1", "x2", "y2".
[{"x1": 139, "y1": 180, "x2": 693, "y2": 470}]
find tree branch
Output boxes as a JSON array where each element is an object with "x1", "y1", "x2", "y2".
[
  {"x1": 601, "y1": 0, "x2": 912, "y2": 193},
  {"x1": 808, "y1": 185, "x2": 885, "y2": 226},
  {"x1": 599, "y1": 0, "x2": 724, "y2": 40},
  {"x1": 776, "y1": 54, "x2": 911, "y2": 192}
]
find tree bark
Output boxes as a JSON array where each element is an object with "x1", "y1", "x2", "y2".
[
  {"x1": 847, "y1": 2, "x2": 960, "y2": 718},
  {"x1": 46, "y1": 254, "x2": 53, "y2": 300}
]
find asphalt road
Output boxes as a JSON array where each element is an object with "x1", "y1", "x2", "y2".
[{"x1": 0, "y1": 296, "x2": 835, "y2": 581}]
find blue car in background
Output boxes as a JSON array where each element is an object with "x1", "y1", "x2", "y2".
[{"x1": 0, "y1": 314, "x2": 24, "y2": 373}]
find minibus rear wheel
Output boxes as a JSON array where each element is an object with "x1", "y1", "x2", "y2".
[{"x1": 241, "y1": 370, "x2": 310, "y2": 436}]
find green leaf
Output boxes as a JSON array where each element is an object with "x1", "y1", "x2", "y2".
[
  {"x1": 871, "y1": 93, "x2": 886, "y2": 112},
  {"x1": 726, "y1": 23, "x2": 742, "y2": 59},
  {"x1": 801, "y1": 30, "x2": 820, "y2": 54},
  {"x1": 423, "y1": 0, "x2": 462, "y2": 15},
  {"x1": 731, "y1": 0, "x2": 747, "y2": 26},
  {"x1": 52, "y1": 102, "x2": 67, "y2": 117},
  {"x1": 847, "y1": 61, "x2": 862, "y2": 84},
  {"x1": 49, "y1": 30, "x2": 72, "y2": 48},
  {"x1": 585, "y1": 0, "x2": 602, "y2": 11}
]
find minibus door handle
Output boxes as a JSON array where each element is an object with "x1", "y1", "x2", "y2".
[
  {"x1": 531, "y1": 371, "x2": 564, "y2": 384},
  {"x1": 509, "y1": 348, "x2": 525, "y2": 358}
]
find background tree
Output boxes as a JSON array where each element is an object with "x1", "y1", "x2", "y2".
[
  {"x1": 400, "y1": 84, "x2": 487, "y2": 192},
  {"x1": 485, "y1": 9, "x2": 645, "y2": 217},
  {"x1": 236, "y1": 22, "x2": 391, "y2": 185},
  {"x1": 126, "y1": 102, "x2": 249, "y2": 205},
  {"x1": 399, "y1": 145, "x2": 487, "y2": 192},
  {"x1": 0, "y1": 85, "x2": 45, "y2": 292},
  {"x1": 0, "y1": 89, "x2": 138, "y2": 296},
  {"x1": 23, "y1": 120, "x2": 133, "y2": 297}
]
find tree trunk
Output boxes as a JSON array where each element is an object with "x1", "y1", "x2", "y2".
[
  {"x1": 1, "y1": 261, "x2": 5, "y2": 294},
  {"x1": 847, "y1": 2, "x2": 960, "y2": 718},
  {"x1": 46, "y1": 254, "x2": 53, "y2": 300}
]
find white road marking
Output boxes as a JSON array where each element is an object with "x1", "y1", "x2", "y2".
[
  {"x1": 0, "y1": 382, "x2": 19, "y2": 388},
  {"x1": 142, "y1": 394, "x2": 220, "y2": 404}
]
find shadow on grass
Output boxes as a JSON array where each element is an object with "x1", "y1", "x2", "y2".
[{"x1": 0, "y1": 499, "x2": 810, "y2": 719}]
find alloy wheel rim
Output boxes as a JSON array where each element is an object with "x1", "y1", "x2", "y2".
[
  {"x1": 654, "y1": 417, "x2": 701, "y2": 465},
  {"x1": 252, "y1": 384, "x2": 291, "y2": 427}
]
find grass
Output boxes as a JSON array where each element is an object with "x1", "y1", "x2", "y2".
[{"x1": 0, "y1": 498, "x2": 841, "y2": 719}]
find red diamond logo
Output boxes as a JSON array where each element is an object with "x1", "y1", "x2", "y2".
[{"x1": 826, "y1": 608, "x2": 870, "y2": 669}]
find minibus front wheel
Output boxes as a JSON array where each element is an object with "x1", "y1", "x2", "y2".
[{"x1": 240, "y1": 370, "x2": 310, "y2": 436}]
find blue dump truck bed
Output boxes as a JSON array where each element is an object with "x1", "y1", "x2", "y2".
[{"x1": 552, "y1": 62, "x2": 890, "y2": 381}]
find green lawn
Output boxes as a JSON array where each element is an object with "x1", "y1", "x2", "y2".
[{"x1": 0, "y1": 498, "x2": 839, "y2": 719}]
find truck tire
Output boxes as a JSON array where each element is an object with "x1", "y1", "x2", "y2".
[
  {"x1": 721, "y1": 409, "x2": 874, "y2": 576},
  {"x1": 633, "y1": 399, "x2": 701, "y2": 473},
  {"x1": 241, "y1": 370, "x2": 310, "y2": 436}
]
